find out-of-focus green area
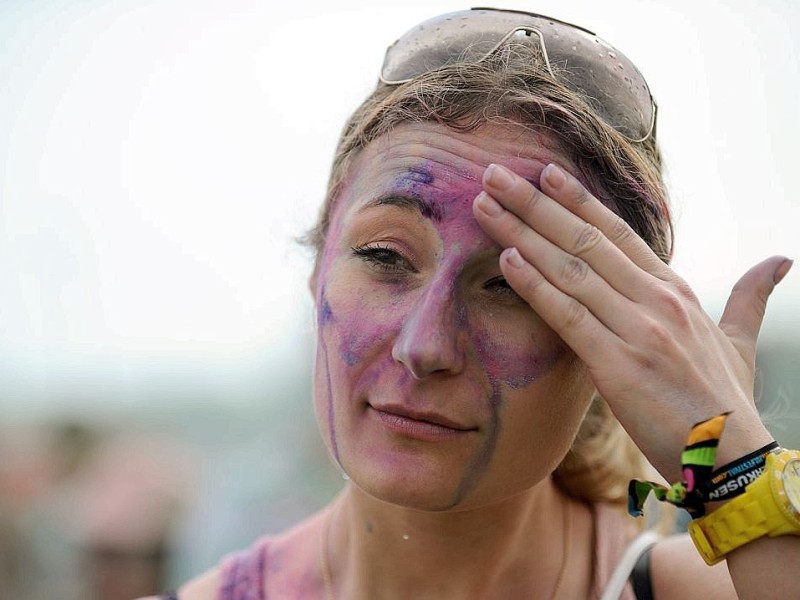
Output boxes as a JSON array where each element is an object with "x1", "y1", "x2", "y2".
[{"x1": 0, "y1": 344, "x2": 346, "y2": 599}]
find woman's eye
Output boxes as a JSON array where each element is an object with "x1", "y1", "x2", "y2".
[
  {"x1": 485, "y1": 276, "x2": 522, "y2": 299},
  {"x1": 351, "y1": 245, "x2": 416, "y2": 274}
]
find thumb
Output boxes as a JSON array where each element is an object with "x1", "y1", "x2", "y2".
[{"x1": 719, "y1": 255, "x2": 792, "y2": 359}]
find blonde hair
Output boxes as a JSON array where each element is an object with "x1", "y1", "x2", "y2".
[{"x1": 307, "y1": 43, "x2": 673, "y2": 506}]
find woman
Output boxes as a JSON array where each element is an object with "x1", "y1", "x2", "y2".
[{"x1": 148, "y1": 8, "x2": 798, "y2": 599}]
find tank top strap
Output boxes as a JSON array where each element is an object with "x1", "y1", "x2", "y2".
[
  {"x1": 217, "y1": 537, "x2": 271, "y2": 600},
  {"x1": 591, "y1": 502, "x2": 645, "y2": 600}
]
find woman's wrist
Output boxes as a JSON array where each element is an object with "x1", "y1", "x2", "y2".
[
  {"x1": 712, "y1": 407, "x2": 773, "y2": 468},
  {"x1": 628, "y1": 412, "x2": 779, "y2": 519},
  {"x1": 701, "y1": 440, "x2": 781, "y2": 514}
]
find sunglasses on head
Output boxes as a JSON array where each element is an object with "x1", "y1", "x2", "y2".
[{"x1": 379, "y1": 7, "x2": 657, "y2": 143}]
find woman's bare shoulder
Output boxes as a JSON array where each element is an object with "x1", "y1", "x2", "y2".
[
  {"x1": 135, "y1": 565, "x2": 221, "y2": 600},
  {"x1": 651, "y1": 533, "x2": 736, "y2": 600}
]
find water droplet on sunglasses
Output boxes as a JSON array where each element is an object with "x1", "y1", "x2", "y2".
[
  {"x1": 607, "y1": 51, "x2": 617, "y2": 59},
  {"x1": 402, "y1": 534, "x2": 410, "y2": 540}
]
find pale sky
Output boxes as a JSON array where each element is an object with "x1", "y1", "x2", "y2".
[{"x1": 1, "y1": 0, "x2": 798, "y2": 415}]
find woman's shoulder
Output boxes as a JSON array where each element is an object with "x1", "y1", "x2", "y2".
[
  {"x1": 141, "y1": 507, "x2": 331, "y2": 600},
  {"x1": 651, "y1": 533, "x2": 737, "y2": 600},
  {"x1": 590, "y1": 504, "x2": 737, "y2": 599},
  {"x1": 590, "y1": 503, "x2": 738, "y2": 598}
]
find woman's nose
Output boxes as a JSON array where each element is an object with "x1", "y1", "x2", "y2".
[{"x1": 391, "y1": 282, "x2": 466, "y2": 379}]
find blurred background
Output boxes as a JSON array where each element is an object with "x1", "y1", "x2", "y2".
[{"x1": 1, "y1": 0, "x2": 798, "y2": 597}]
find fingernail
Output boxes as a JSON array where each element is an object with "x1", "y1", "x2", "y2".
[
  {"x1": 476, "y1": 192, "x2": 504, "y2": 217},
  {"x1": 543, "y1": 163, "x2": 566, "y2": 189},
  {"x1": 504, "y1": 247, "x2": 525, "y2": 268},
  {"x1": 485, "y1": 163, "x2": 515, "y2": 191},
  {"x1": 774, "y1": 258, "x2": 793, "y2": 284}
]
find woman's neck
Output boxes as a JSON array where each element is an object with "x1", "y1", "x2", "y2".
[{"x1": 324, "y1": 478, "x2": 594, "y2": 600}]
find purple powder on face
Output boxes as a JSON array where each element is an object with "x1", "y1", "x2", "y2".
[
  {"x1": 340, "y1": 332, "x2": 361, "y2": 367},
  {"x1": 446, "y1": 380, "x2": 502, "y2": 509},
  {"x1": 316, "y1": 289, "x2": 342, "y2": 464},
  {"x1": 319, "y1": 298, "x2": 334, "y2": 327},
  {"x1": 389, "y1": 165, "x2": 444, "y2": 221},
  {"x1": 456, "y1": 303, "x2": 468, "y2": 328},
  {"x1": 400, "y1": 166, "x2": 434, "y2": 185},
  {"x1": 445, "y1": 333, "x2": 565, "y2": 507},
  {"x1": 340, "y1": 325, "x2": 397, "y2": 367},
  {"x1": 474, "y1": 328, "x2": 564, "y2": 391}
]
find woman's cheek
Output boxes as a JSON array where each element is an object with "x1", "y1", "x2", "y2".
[
  {"x1": 337, "y1": 318, "x2": 396, "y2": 367},
  {"x1": 473, "y1": 325, "x2": 567, "y2": 391},
  {"x1": 321, "y1": 275, "x2": 406, "y2": 370}
]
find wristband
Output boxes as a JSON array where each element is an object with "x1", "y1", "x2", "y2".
[
  {"x1": 628, "y1": 412, "x2": 782, "y2": 520},
  {"x1": 689, "y1": 448, "x2": 800, "y2": 564},
  {"x1": 704, "y1": 441, "x2": 780, "y2": 502},
  {"x1": 628, "y1": 412, "x2": 730, "y2": 519}
]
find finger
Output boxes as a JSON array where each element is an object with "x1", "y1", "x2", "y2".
[
  {"x1": 719, "y1": 256, "x2": 792, "y2": 363},
  {"x1": 474, "y1": 191, "x2": 641, "y2": 338},
  {"x1": 499, "y1": 246, "x2": 626, "y2": 366},
  {"x1": 537, "y1": 163, "x2": 675, "y2": 281},
  {"x1": 480, "y1": 163, "x2": 660, "y2": 302}
]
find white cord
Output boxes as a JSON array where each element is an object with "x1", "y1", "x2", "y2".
[{"x1": 599, "y1": 529, "x2": 661, "y2": 600}]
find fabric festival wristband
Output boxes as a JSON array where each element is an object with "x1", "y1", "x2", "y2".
[
  {"x1": 704, "y1": 441, "x2": 781, "y2": 502},
  {"x1": 628, "y1": 412, "x2": 731, "y2": 519}
]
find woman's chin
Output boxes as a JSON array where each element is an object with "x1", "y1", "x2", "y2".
[{"x1": 343, "y1": 461, "x2": 475, "y2": 512}]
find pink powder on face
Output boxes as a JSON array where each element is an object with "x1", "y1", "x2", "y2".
[
  {"x1": 385, "y1": 162, "x2": 564, "y2": 382},
  {"x1": 474, "y1": 329, "x2": 566, "y2": 392},
  {"x1": 315, "y1": 156, "x2": 566, "y2": 506}
]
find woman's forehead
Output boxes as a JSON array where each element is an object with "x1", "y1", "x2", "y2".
[
  {"x1": 363, "y1": 121, "x2": 566, "y2": 174},
  {"x1": 339, "y1": 121, "x2": 572, "y2": 204}
]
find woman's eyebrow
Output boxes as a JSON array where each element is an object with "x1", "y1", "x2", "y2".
[{"x1": 358, "y1": 194, "x2": 443, "y2": 222}]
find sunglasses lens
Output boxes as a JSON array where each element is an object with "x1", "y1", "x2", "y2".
[
  {"x1": 381, "y1": 13, "x2": 515, "y2": 83},
  {"x1": 380, "y1": 9, "x2": 655, "y2": 142},
  {"x1": 545, "y1": 28, "x2": 654, "y2": 142}
]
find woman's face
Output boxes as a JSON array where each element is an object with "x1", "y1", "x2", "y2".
[{"x1": 312, "y1": 121, "x2": 595, "y2": 511}]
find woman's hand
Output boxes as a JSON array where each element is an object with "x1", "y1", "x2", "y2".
[{"x1": 473, "y1": 162, "x2": 791, "y2": 481}]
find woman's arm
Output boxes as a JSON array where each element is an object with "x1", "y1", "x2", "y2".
[
  {"x1": 473, "y1": 161, "x2": 799, "y2": 599},
  {"x1": 727, "y1": 537, "x2": 800, "y2": 598},
  {"x1": 650, "y1": 535, "x2": 736, "y2": 600},
  {"x1": 651, "y1": 534, "x2": 800, "y2": 600}
]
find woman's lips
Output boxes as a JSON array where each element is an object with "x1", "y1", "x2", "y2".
[{"x1": 369, "y1": 404, "x2": 478, "y2": 441}]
